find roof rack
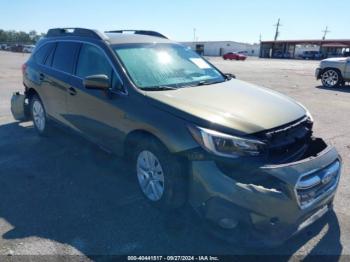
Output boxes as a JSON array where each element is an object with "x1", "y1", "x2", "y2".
[
  {"x1": 46, "y1": 28, "x2": 107, "y2": 40},
  {"x1": 105, "y1": 30, "x2": 168, "y2": 39}
]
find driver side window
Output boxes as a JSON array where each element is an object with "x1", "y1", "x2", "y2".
[{"x1": 76, "y1": 44, "x2": 123, "y2": 91}]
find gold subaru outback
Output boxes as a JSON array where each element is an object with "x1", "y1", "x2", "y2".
[{"x1": 14, "y1": 28, "x2": 342, "y2": 246}]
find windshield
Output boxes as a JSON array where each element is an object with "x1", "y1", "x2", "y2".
[{"x1": 113, "y1": 44, "x2": 225, "y2": 90}]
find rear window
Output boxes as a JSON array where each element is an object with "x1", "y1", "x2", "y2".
[
  {"x1": 52, "y1": 42, "x2": 80, "y2": 74},
  {"x1": 33, "y1": 43, "x2": 55, "y2": 64}
]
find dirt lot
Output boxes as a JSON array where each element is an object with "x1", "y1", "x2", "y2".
[{"x1": 0, "y1": 51, "x2": 349, "y2": 259}]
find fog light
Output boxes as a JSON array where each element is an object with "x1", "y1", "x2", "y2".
[{"x1": 218, "y1": 218, "x2": 238, "y2": 229}]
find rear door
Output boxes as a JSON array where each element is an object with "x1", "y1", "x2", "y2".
[
  {"x1": 45, "y1": 41, "x2": 81, "y2": 124},
  {"x1": 26, "y1": 42, "x2": 56, "y2": 113},
  {"x1": 66, "y1": 43, "x2": 126, "y2": 154}
]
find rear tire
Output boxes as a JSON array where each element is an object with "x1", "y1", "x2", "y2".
[
  {"x1": 30, "y1": 95, "x2": 50, "y2": 136},
  {"x1": 131, "y1": 137, "x2": 187, "y2": 209},
  {"x1": 321, "y1": 69, "x2": 342, "y2": 88}
]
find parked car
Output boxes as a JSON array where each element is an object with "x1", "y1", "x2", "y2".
[
  {"x1": 316, "y1": 57, "x2": 350, "y2": 87},
  {"x1": 10, "y1": 44, "x2": 24, "y2": 52},
  {"x1": 300, "y1": 51, "x2": 323, "y2": 60},
  {"x1": 16, "y1": 28, "x2": 341, "y2": 246},
  {"x1": 273, "y1": 51, "x2": 291, "y2": 59},
  {"x1": 223, "y1": 52, "x2": 247, "y2": 60},
  {"x1": 0, "y1": 44, "x2": 7, "y2": 50},
  {"x1": 23, "y1": 45, "x2": 35, "y2": 53}
]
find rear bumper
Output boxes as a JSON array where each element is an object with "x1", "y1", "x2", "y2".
[{"x1": 188, "y1": 144, "x2": 341, "y2": 247}]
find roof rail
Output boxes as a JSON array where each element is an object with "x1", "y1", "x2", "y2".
[
  {"x1": 46, "y1": 28, "x2": 106, "y2": 40},
  {"x1": 105, "y1": 30, "x2": 168, "y2": 39}
]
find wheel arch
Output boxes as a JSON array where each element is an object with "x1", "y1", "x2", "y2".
[
  {"x1": 123, "y1": 129, "x2": 170, "y2": 159},
  {"x1": 26, "y1": 87, "x2": 41, "y2": 101}
]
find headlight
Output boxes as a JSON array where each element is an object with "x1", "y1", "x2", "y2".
[
  {"x1": 297, "y1": 102, "x2": 314, "y2": 123},
  {"x1": 305, "y1": 109, "x2": 314, "y2": 123},
  {"x1": 188, "y1": 126, "x2": 266, "y2": 158}
]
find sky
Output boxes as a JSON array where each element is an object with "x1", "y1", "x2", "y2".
[{"x1": 1, "y1": 0, "x2": 349, "y2": 43}]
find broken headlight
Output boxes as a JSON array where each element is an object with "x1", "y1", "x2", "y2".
[
  {"x1": 297, "y1": 101, "x2": 314, "y2": 123},
  {"x1": 188, "y1": 126, "x2": 266, "y2": 158}
]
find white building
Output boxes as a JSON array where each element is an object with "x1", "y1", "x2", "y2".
[{"x1": 181, "y1": 41, "x2": 260, "y2": 56}]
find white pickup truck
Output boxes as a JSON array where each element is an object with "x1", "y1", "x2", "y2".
[{"x1": 316, "y1": 57, "x2": 350, "y2": 87}]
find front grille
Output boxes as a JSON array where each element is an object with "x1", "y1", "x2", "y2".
[{"x1": 295, "y1": 161, "x2": 340, "y2": 208}]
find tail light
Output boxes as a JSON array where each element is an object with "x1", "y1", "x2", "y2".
[{"x1": 21, "y1": 63, "x2": 27, "y2": 74}]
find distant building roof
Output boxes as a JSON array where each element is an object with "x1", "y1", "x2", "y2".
[{"x1": 261, "y1": 39, "x2": 350, "y2": 46}]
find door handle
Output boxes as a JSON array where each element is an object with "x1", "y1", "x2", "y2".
[
  {"x1": 39, "y1": 73, "x2": 45, "y2": 81},
  {"x1": 68, "y1": 87, "x2": 77, "y2": 96}
]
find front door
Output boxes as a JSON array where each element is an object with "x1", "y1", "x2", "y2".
[
  {"x1": 345, "y1": 58, "x2": 350, "y2": 80},
  {"x1": 65, "y1": 43, "x2": 126, "y2": 154}
]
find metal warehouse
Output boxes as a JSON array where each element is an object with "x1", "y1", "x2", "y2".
[
  {"x1": 181, "y1": 41, "x2": 260, "y2": 56},
  {"x1": 260, "y1": 39, "x2": 350, "y2": 59}
]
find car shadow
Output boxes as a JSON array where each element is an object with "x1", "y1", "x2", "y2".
[
  {"x1": 0, "y1": 121, "x2": 343, "y2": 258},
  {"x1": 316, "y1": 85, "x2": 350, "y2": 93}
]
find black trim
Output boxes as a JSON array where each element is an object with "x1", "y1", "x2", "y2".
[
  {"x1": 47, "y1": 28, "x2": 104, "y2": 40},
  {"x1": 105, "y1": 30, "x2": 167, "y2": 39}
]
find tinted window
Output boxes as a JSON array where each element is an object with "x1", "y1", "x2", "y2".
[
  {"x1": 33, "y1": 43, "x2": 55, "y2": 64},
  {"x1": 76, "y1": 44, "x2": 112, "y2": 79},
  {"x1": 44, "y1": 43, "x2": 56, "y2": 66},
  {"x1": 76, "y1": 44, "x2": 123, "y2": 90},
  {"x1": 52, "y1": 42, "x2": 80, "y2": 74}
]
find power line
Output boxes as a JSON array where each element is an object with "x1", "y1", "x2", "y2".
[
  {"x1": 322, "y1": 26, "x2": 330, "y2": 40},
  {"x1": 274, "y1": 18, "x2": 282, "y2": 41}
]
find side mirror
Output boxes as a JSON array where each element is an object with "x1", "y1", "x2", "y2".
[
  {"x1": 84, "y1": 74, "x2": 110, "y2": 90},
  {"x1": 224, "y1": 73, "x2": 236, "y2": 80}
]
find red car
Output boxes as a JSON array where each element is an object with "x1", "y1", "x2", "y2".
[{"x1": 223, "y1": 52, "x2": 247, "y2": 61}]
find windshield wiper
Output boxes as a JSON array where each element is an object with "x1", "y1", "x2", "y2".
[
  {"x1": 142, "y1": 85, "x2": 179, "y2": 91},
  {"x1": 183, "y1": 80, "x2": 224, "y2": 88}
]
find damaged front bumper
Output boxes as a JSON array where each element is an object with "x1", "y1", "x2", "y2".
[{"x1": 188, "y1": 138, "x2": 341, "y2": 247}]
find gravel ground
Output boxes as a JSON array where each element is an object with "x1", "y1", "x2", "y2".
[{"x1": 0, "y1": 51, "x2": 349, "y2": 260}]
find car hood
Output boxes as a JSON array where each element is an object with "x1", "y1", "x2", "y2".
[{"x1": 145, "y1": 79, "x2": 306, "y2": 134}]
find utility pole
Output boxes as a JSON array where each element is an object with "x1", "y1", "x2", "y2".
[
  {"x1": 274, "y1": 18, "x2": 281, "y2": 41},
  {"x1": 193, "y1": 28, "x2": 196, "y2": 42},
  {"x1": 259, "y1": 33, "x2": 262, "y2": 43},
  {"x1": 322, "y1": 26, "x2": 330, "y2": 40}
]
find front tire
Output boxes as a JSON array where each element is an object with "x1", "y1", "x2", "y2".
[
  {"x1": 132, "y1": 138, "x2": 187, "y2": 209},
  {"x1": 321, "y1": 69, "x2": 342, "y2": 88},
  {"x1": 30, "y1": 95, "x2": 50, "y2": 136}
]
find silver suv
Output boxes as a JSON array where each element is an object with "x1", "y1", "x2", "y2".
[{"x1": 316, "y1": 57, "x2": 350, "y2": 87}]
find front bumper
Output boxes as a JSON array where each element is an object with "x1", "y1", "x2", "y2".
[
  {"x1": 188, "y1": 144, "x2": 341, "y2": 247},
  {"x1": 315, "y1": 68, "x2": 322, "y2": 79}
]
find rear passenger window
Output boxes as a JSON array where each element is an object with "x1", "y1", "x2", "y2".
[
  {"x1": 33, "y1": 43, "x2": 55, "y2": 64},
  {"x1": 44, "y1": 43, "x2": 56, "y2": 66},
  {"x1": 52, "y1": 42, "x2": 80, "y2": 74}
]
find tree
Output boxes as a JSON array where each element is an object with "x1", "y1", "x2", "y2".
[{"x1": 0, "y1": 29, "x2": 43, "y2": 44}]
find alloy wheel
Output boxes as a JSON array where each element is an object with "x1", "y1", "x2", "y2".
[
  {"x1": 322, "y1": 70, "x2": 339, "y2": 87},
  {"x1": 136, "y1": 150, "x2": 165, "y2": 201},
  {"x1": 32, "y1": 100, "x2": 45, "y2": 132}
]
